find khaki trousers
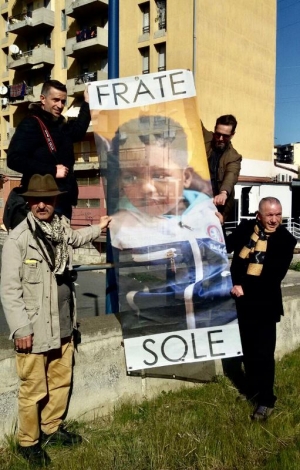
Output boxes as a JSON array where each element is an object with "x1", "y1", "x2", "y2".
[{"x1": 16, "y1": 339, "x2": 74, "y2": 447}]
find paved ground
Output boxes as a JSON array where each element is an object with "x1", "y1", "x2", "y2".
[{"x1": 281, "y1": 269, "x2": 300, "y2": 287}]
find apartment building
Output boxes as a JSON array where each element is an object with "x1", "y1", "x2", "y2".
[
  {"x1": 119, "y1": 1, "x2": 295, "y2": 220},
  {"x1": 1, "y1": 0, "x2": 294, "y2": 224},
  {"x1": 0, "y1": 0, "x2": 108, "y2": 227}
]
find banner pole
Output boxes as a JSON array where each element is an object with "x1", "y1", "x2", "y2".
[{"x1": 106, "y1": 0, "x2": 120, "y2": 313}]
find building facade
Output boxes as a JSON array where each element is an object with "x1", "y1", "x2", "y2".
[
  {"x1": 0, "y1": 0, "x2": 108, "y2": 227},
  {"x1": 1, "y1": 0, "x2": 294, "y2": 225},
  {"x1": 119, "y1": 0, "x2": 295, "y2": 220}
]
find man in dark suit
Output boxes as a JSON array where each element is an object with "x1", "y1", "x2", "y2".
[{"x1": 227, "y1": 197, "x2": 296, "y2": 420}]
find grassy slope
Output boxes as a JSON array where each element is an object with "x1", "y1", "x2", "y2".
[{"x1": 2, "y1": 348, "x2": 300, "y2": 470}]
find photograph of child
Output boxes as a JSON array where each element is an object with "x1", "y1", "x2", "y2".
[{"x1": 101, "y1": 115, "x2": 236, "y2": 339}]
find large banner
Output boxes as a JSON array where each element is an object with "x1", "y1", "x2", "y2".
[{"x1": 89, "y1": 70, "x2": 242, "y2": 372}]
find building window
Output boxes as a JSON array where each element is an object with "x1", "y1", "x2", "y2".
[
  {"x1": 61, "y1": 48, "x2": 67, "y2": 69},
  {"x1": 61, "y1": 10, "x2": 67, "y2": 31},
  {"x1": 154, "y1": 115, "x2": 166, "y2": 127},
  {"x1": 77, "y1": 177, "x2": 100, "y2": 186},
  {"x1": 76, "y1": 199, "x2": 101, "y2": 208},
  {"x1": 27, "y1": 2, "x2": 33, "y2": 15},
  {"x1": 140, "y1": 2, "x2": 150, "y2": 34},
  {"x1": 44, "y1": 34, "x2": 51, "y2": 48},
  {"x1": 157, "y1": 42, "x2": 166, "y2": 71},
  {"x1": 274, "y1": 145, "x2": 294, "y2": 164},
  {"x1": 140, "y1": 47, "x2": 149, "y2": 74},
  {"x1": 155, "y1": 0, "x2": 166, "y2": 30}
]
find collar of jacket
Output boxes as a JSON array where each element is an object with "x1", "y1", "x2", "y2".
[{"x1": 28, "y1": 103, "x2": 66, "y2": 125}]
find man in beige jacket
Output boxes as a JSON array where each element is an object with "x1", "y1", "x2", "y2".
[{"x1": 1, "y1": 174, "x2": 111, "y2": 467}]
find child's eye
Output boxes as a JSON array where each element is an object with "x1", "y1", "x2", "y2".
[
  {"x1": 122, "y1": 174, "x2": 138, "y2": 185},
  {"x1": 152, "y1": 174, "x2": 172, "y2": 181}
]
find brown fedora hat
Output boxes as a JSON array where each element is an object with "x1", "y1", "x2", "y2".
[{"x1": 21, "y1": 174, "x2": 67, "y2": 197}]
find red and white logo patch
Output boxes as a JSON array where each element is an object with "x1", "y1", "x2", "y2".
[{"x1": 207, "y1": 225, "x2": 223, "y2": 242}]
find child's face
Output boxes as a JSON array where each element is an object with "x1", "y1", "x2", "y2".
[{"x1": 119, "y1": 145, "x2": 185, "y2": 217}]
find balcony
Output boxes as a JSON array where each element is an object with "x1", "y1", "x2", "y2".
[
  {"x1": 0, "y1": 158, "x2": 21, "y2": 177},
  {"x1": 0, "y1": 1, "x2": 8, "y2": 13},
  {"x1": 74, "y1": 151, "x2": 100, "y2": 171},
  {"x1": 8, "y1": 8, "x2": 54, "y2": 34},
  {"x1": 66, "y1": 0, "x2": 108, "y2": 18},
  {"x1": 7, "y1": 46, "x2": 55, "y2": 71},
  {"x1": 66, "y1": 27, "x2": 108, "y2": 58},
  {"x1": 67, "y1": 69, "x2": 108, "y2": 96},
  {"x1": 8, "y1": 84, "x2": 42, "y2": 105}
]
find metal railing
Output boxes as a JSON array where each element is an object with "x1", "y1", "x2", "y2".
[
  {"x1": 12, "y1": 49, "x2": 33, "y2": 60},
  {"x1": 74, "y1": 151, "x2": 98, "y2": 162},
  {"x1": 74, "y1": 218, "x2": 300, "y2": 273},
  {"x1": 9, "y1": 11, "x2": 32, "y2": 23},
  {"x1": 74, "y1": 71, "x2": 97, "y2": 85},
  {"x1": 283, "y1": 220, "x2": 300, "y2": 240},
  {"x1": 225, "y1": 218, "x2": 300, "y2": 241}
]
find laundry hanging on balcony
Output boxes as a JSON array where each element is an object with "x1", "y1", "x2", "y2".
[
  {"x1": 8, "y1": 82, "x2": 33, "y2": 101},
  {"x1": 8, "y1": 82, "x2": 26, "y2": 100},
  {"x1": 76, "y1": 25, "x2": 97, "y2": 42}
]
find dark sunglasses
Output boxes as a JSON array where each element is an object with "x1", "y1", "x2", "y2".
[{"x1": 213, "y1": 132, "x2": 232, "y2": 140}]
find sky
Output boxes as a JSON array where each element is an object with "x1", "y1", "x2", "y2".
[{"x1": 275, "y1": 0, "x2": 300, "y2": 144}]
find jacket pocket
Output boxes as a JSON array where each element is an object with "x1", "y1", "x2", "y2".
[
  {"x1": 23, "y1": 260, "x2": 42, "y2": 284},
  {"x1": 25, "y1": 305, "x2": 39, "y2": 322}
]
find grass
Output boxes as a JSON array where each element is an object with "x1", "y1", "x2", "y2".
[
  {"x1": 2, "y1": 349, "x2": 300, "y2": 469},
  {"x1": 290, "y1": 262, "x2": 300, "y2": 272}
]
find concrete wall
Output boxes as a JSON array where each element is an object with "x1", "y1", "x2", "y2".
[{"x1": 0, "y1": 285, "x2": 300, "y2": 443}]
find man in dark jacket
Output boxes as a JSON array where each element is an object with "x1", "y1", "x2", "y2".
[
  {"x1": 202, "y1": 115, "x2": 242, "y2": 222},
  {"x1": 7, "y1": 80, "x2": 91, "y2": 220},
  {"x1": 227, "y1": 197, "x2": 296, "y2": 420}
]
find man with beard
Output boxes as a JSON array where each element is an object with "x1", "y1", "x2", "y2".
[{"x1": 202, "y1": 115, "x2": 242, "y2": 222}]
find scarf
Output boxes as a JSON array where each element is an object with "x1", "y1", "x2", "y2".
[
  {"x1": 34, "y1": 214, "x2": 69, "y2": 275},
  {"x1": 239, "y1": 221, "x2": 273, "y2": 276}
]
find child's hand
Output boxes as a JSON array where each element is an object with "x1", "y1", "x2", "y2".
[{"x1": 99, "y1": 215, "x2": 112, "y2": 230}]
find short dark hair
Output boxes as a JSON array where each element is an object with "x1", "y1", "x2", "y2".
[
  {"x1": 215, "y1": 114, "x2": 238, "y2": 134},
  {"x1": 41, "y1": 80, "x2": 67, "y2": 96}
]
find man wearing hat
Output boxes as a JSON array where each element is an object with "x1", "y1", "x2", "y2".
[{"x1": 1, "y1": 174, "x2": 111, "y2": 467}]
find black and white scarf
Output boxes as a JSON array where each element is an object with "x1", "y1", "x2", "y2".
[{"x1": 33, "y1": 214, "x2": 69, "y2": 275}]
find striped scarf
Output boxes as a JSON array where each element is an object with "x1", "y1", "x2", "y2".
[{"x1": 239, "y1": 222, "x2": 273, "y2": 276}]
